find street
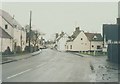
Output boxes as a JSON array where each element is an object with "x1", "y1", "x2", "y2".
[
  {"x1": 1, "y1": 2, "x2": 119, "y2": 83},
  {"x1": 2, "y1": 49, "x2": 118, "y2": 82}
]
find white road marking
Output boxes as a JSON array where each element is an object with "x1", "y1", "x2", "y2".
[
  {"x1": 36, "y1": 63, "x2": 47, "y2": 68},
  {"x1": 7, "y1": 69, "x2": 31, "y2": 79}
]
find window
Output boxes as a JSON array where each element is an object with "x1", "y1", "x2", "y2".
[
  {"x1": 81, "y1": 38, "x2": 83, "y2": 40},
  {"x1": 92, "y1": 45, "x2": 94, "y2": 47},
  {"x1": 93, "y1": 35, "x2": 97, "y2": 39},
  {"x1": 5, "y1": 24, "x2": 8, "y2": 29},
  {"x1": 97, "y1": 45, "x2": 101, "y2": 49},
  {"x1": 70, "y1": 45, "x2": 72, "y2": 49}
]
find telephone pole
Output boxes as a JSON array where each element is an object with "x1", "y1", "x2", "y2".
[{"x1": 29, "y1": 11, "x2": 32, "y2": 52}]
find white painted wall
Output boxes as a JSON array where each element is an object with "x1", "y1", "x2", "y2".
[
  {"x1": 14, "y1": 28, "x2": 21, "y2": 46},
  {"x1": 0, "y1": 38, "x2": 12, "y2": 52},
  {"x1": 90, "y1": 41, "x2": 103, "y2": 51},
  {"x1": 66, "y1": 31, "x2": 103, "y2": 51},
  {"x1": 1, "y1": 16, "x2": 14, "y2": 38},
  {"x1": 0, "y1": 15, "x2": 26, "y2": 52},
  {"x1": 21, "y1": 30, "x2": 26, "y2": 51},
  {"x1": 13, "y1": 28, "x2": 26, "y2": 51},
  {"x1": 65, "y1": 41, "x2": 73, "y2": 51},
  {"x1": 66, "y1": 31, "x2": 90, "y2": 51},
  {"x1": 0, "y1": 16, "x2": 14, "y2": 51},
  {"x1": 57, "y1": 35, "x2": 68, "y2": 51}
]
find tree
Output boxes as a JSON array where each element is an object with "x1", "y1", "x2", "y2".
[{"x1": 26, "y1": 30, "x2": 40, "y2": 51}]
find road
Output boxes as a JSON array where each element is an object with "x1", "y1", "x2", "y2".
[{"x1": 2, "y1": 49, "x2": 118, "y2": 82}]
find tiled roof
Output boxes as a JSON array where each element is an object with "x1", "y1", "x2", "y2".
[
  {"x1": 67, "y1": 27, "x2": 81, "y2": 42},
  {"x1": 0, "y1": 9, "x2": 24, "y2": 30},
  {"x1": 71, "y1": 30, "x2": 81, "y2": 40},
  {"x1": 0, "y1": 26, "x2": 12, "y2": 39},
  {"x1": 56, "y1": 32, "x2": 68, "y2": 42},
  {"x1": 84, "y1": 32, "x2": 103, "y2": 41}
]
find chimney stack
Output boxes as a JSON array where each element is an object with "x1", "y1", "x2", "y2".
[
  {"x1": 75, "y1": 27, "x2": 80, "y2": 31},
  {"x1": 117, "y1": 18, "x2": 120, "y2": 25}
]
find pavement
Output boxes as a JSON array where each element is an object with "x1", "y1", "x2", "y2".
[
  {"x1": 74, "y1": 52, "x2": 119, "y2": 82},
  {"x1": 1, "y1": 50, "x2": 42, "y2": 64},
  {"x1": 2, "y1": 49, "x2": 119, "y2": 82}
]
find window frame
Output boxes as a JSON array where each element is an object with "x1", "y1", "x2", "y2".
[{"x1": 5, "y1": 24, "x2": 8, "y2": 29}]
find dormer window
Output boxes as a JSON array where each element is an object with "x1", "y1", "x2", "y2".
[
  {"x1": 5, "y1": 24, "x2": 8, "y2": 29},
  {"x1": 93, "y1": 35, "x2": 97, "y2": 39}
]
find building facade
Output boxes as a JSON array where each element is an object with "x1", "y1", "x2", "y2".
[
  {"x1": 66, "y1": 27, "x2": 103, "y2": 52},
  {"x1": 55, "y1": 32, "x2": 69, "y2": 51},
  {"x1": 0, "y1": 9, "x2": 26, "y2": 52},
  {"x1": 0, "y1": 27, "x2": 13, "y2": 52},
  {"x1": 103, "y1": 18, "x2": 120, "y2": 64}
]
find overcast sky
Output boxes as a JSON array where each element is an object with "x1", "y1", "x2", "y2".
[{"x1": 2, "y1": 2, "x2": 118, "y2": 40}]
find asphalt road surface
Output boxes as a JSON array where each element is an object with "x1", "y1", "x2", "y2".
[{"x1": 2, "y1": 49, "x2": 118, "y2": 82}]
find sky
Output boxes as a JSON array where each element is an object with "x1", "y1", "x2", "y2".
[{"x1": 2, "y1": 2, "x2": 118, "y2": 40}]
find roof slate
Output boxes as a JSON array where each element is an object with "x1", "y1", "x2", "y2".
[
  {"x1": 0, "y1": 26, "x2": 12, "y2": 39},
  {"x1": 0, "y1": 9, "x2": 23, "y2": 30},
  {"x1": 56, "y1": 32, "x2": 68, "y2": 42},
  {"x1": 84, "y1": 33, "x2": 103, "y2": 41}
]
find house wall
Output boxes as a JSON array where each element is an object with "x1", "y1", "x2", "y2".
[
  {"x1": 21, "y1": 30, "x2": 26, "y2": 51},
  {"x1": 65, "y1": 41, "x2": 73, "y2": 51},
  {"x1": 0, "y1": 16, "x2": 14, "y2": 51},
  {"x1": 66, "y1": 31, "x2": 103, "y2": 52},
  {"x1": 0, "y1": 16, "x2": 26, "y2": 51},
  {"x1": 0, "y1": 38, "x2": 12, "y2": 52},
  {"x1": 66, "y1": 31, "x2": 90, "y2": 51},
  {"x1": 1, "y1": 16, "x2": 14, "y2": 37},
  {"x1": 13, "y1": 28, "x2": 26, "y2": 51},
  {"x1": 90, "y1": 41, "x2": 103, "y2": 51},
  {"x1": 14, "y1": 28, "x2": 21, "y2": 46},
  {"x1": 57, "y1": 36, "x2": 68, "y2": 51}
]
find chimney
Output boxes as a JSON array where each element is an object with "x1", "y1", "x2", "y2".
[
  {"x1": 117, "y1": 18, "x2": 120, "y2": 25},
  {"x1": 55, "y1": 33, "x2": 59, "y2": 38},
  {"x1": 75, "y1": 27, "x2": 80, "y2": 31}
]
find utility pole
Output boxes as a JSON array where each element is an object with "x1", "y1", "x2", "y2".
[
  {"x1": 20, "y1": 29, "x2": 22, "y2": 52},
  {"x1": 29, "y1": 11, "x2": 32, "y2": 52}
]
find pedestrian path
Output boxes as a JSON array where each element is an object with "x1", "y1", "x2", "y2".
[{"x1": 1, "y1": 50, "x2": 42, "y2": 64}]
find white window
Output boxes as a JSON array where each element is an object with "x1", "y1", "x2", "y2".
[{"x1": 93, "y1": 35, "x2": 97, "y2": 39}]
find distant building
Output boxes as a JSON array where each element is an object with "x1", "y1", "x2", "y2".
[
  {"x1": 66, "y1": 27, "x2": 103, "y2": 52},
  {"x1": 103, "y1": 18, "x2": 120, "y2": 64},
  {"x1": 45, "y1": 40, "x2": 55, "y2": 49},
  {"x1": 55, "y1": 32, "x2": 69, "y2": 51},
  {"x1": 0, "y1": 9, "x2": 26, "y2": 52}
]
